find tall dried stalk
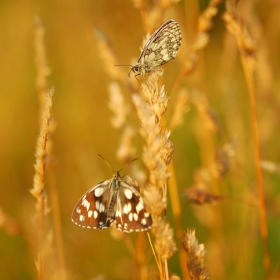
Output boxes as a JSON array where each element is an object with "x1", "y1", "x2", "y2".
[
  {"x1": 102, "y1": 2, "x2": 214, "y2": 278},
  {"x1": 170, "y1": 0, "x2": 222, "y2": 97},
  {"x1": 30, "y1": 86, "x2": 54, "y2": 280},
  {"x1": 132, "y1": 71, "x2": 177, "y2": 280},
  {"x1": 166, "y1": 8, "x2": 223, "y2": 273},
  {"x1": 34, "y1": 17, "x2": 51, "y2": 108},
  {"x1": 166, "y1": 2, "x2": 222, "y2": 278},
  {"x1": 223, "y1": 0, "x2": 270, "y2": 277},
  {"x1": 182, "y1": 229, "x2": 209, "y2": 280},
  {"x1": 34, "y1": 17, "x2": 66, "y2": 280},
  {"x1": 108, "y1": 82, "x2": 137, "y2": 163}
]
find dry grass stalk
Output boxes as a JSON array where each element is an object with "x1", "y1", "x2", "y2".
[
  {"x1": 223, "y1": 1, "x2": 255, "y2": 71},
  {"x1": 184, "y1": 188, "x2": 223, "y2": 206},
  {"x1": 239, "y1": 1, "x2": 273, "y2": 97},
  {"x1": 132, "y1": 0, "x2": 180, "y2": 33},
  {"x1": 171, "y1": 0, "x2": 221, "y2": 96},
  {"x1": 184, "y1": 0, "x2": 221, "y2": 73},
  {"x1": 34, "y1": 17, "x2": 66, "y2": 280},
  {"x1": 190, "y1": 140, "x2": 236, "y2": 191},
  {"x1": 95, "y1": 28, "x2": 127, "y2": 82},
  {"x1": 108, "y1": 81, "x2": 148, "y2": 279},
  {"x1": 132, "y1": 71, "x2": 177, "y2": 279},
  {"x1": 108, "y1": 82, "x2": 137, "y2": 163},
  {"x1": 167, "y1": 162, "x2": 189, "y2": 280},
  {"x1": 191, "y1": 90, "x2": 220, "y2": 132},
  {"x1": 108, "y1": 82, "x2": 130, "y2": 129},
  {"x1": 34, "y1": 16, "x2": 51, "y2": 110},
  {"x1": 116, "y1": 126, "x2": 137, "y2": 163},
  {"x1": 30, "y1": 86, "x2": 54, "y2": 280},
  {"x1": 223, "y1": 1, "x2": 270, "y2": 277},
  {"x1": 0, "y1": 207, "x2": 20, "y2": 235},
  {"x1": 260, "y1": 160, "x2": 280, "y2": 175},
  {"x1": 182, "y1": 229, "x2": 209, "y2": 280},
  {"x1": 168, "y1": 88, "x2": 190, "y2": 130}
]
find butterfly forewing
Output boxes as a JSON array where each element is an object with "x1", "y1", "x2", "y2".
[
  {"x1": 71, "y1": 173, "x2": 153, "y2": 232},
  {"x1": 71, "y1": 180, "x2": 114, "y2": 229},
  {"x1": 131, "y1": 19, "x2": 181, "y2": 77}
]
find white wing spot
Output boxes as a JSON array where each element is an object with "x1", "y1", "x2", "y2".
[
  {"x1": 123, "y1": 203, "x2": 132, "y2": 214},
  {"x1": 94, "y1": 211, "x2": 98, "y2": 219},
  {"x1": 136, "y1": 202, "x2": 144, "y2": 214},
  {"x1": 124, "y1": 189, "x2": 133, "y2": 199},
  {"x1": 116, "y1": 209, "x2": 121, "y2": 217},
  {"x1": 98, "y1": 203, "x2": 105, "y2": 212},
  {"x1": 129, "y1": 212, "x2": 133, "y2": 221},
  {"x1": 76, "y1": 208, "x2": 81, "y2": 213},
  {"x1": 141, "y1": 218, "x2": 147, "y2": 225},
  {"x1": 127, "y1": 203, "x2": 132, "y2": 212},
  {"x1": 95, "y1": 187, "x2": 104, "y2": 197},
  {"x1": 82, "y1": 199, "x2": 90, "y2": 211},
  {"x1": 79, "y1": 215, "x2": 85, "y2": 222},
  {"x1": 144, "y1": 212, "x2": 150, "y2": 218},
  {"x1": 88, "y1": 210, "x2": 93, "y2": 218},
  {"x1": 133, "y1": 213, "x2": 138, "y2": 221}
]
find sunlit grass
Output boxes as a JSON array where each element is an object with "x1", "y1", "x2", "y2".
[{"x1": 0, "y1": 0, "x2": 279, "y2": 279}]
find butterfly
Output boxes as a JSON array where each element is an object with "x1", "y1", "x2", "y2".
[
  {"x1": 71, "y1": 168, "x2": 153, "y2": 233},
  {"x1": 129, "y1": 19, "x2": 181, "y2": 79}
]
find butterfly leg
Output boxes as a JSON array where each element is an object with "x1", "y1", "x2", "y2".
[
  {"x1": 133, "y1": 73, "x2": 141, "y2": 84},
  {"x1": 150, "y1": 68, "x2": 163, "y2": 75}
]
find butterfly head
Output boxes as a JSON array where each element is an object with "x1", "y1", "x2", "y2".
[
  {"x1": 129, "y1": 64, "x2": 140, "y2": 76},
  {"x1": 112, "y1": 171, "x2": 122, "y2": 181}
]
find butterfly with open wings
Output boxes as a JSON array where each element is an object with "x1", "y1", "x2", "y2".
[{"x1": 71, "y1": 170, "x2": 152, "y2": 233}]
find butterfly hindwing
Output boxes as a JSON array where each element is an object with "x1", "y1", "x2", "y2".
[
  {"x1": 140, "y1": 20, "x2": 181, "y2": 66},
  {"x1": 131, "y1": 19, "x2": 181, "y2": 77}
]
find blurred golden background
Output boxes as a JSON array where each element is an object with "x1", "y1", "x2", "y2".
[{"x1": 0, "y1": 0, "x2": 280, "y2": 279}]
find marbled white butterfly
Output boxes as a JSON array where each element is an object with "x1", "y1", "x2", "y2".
[
  {"x1": 128, "y1": 19, "x2": 181, "y2": 79},
  {"x1": 71, "y1": 159, "x2": 152, "y2": 232}
]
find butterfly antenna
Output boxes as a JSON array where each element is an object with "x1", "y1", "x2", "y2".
[
  {"x1": 97, "y1": 154, "x2": 115, "y2": 173},
  {"x1": 114, "y1": 64, "x2": 132, "y2": 67},
  {"x1": 118, "y1": 158, "x2": 138, "y2": 173}
]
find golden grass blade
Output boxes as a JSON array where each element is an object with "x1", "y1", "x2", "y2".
[
  {"x1": 30, "y1": 86, "x2": 54, "y2": 280},
  {"x1": 223, "y1": 1, "x2": 270, "y2": 277}
]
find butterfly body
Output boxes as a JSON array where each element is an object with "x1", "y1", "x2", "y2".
[
  {"x1": 130, "y1": 19, "x2": 181, "y2": 78},
  {"x1": 72, "y1": 172, "x2": 152, "y2": 232}
]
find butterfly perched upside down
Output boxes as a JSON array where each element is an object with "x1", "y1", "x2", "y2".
[
  {"x1": 129, "y1": 19, "x2": 182, "y2": 79},
  {"x1": 71, "y1": 172, "x2": 153, "y2": 233}
]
